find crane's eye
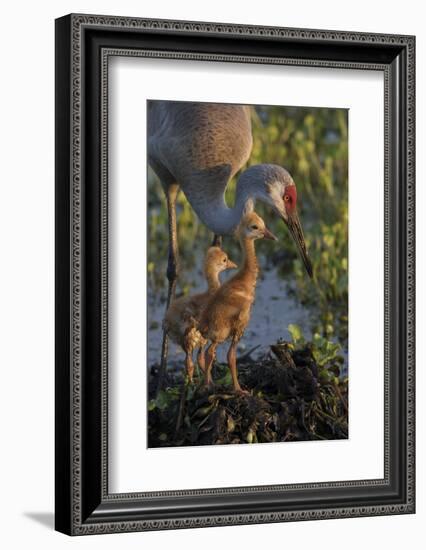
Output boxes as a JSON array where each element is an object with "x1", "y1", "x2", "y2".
[
  {"x1": 251, "y1": 224, "x2": 259, "y2": 230},
  {"x1": 284, "y1": 195, "x2": 290, "y2": 202}
]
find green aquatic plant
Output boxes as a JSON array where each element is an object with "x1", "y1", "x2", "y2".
[
  {"x1": 287, "y1": 323, "x2": 345, "y2": 386},
  {"x1": 288, "y1": 323, "x2": 341, "y2": 366}
]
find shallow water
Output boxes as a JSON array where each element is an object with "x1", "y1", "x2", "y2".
[{"x1": 147, "y1": 267, "x2": 313, "y2": 368}]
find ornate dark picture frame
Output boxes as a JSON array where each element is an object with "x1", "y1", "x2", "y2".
[{"x1": 55, "y1": 13, "x2": 415, "y2": 535}]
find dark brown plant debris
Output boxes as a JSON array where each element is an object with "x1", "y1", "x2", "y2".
[{"x1": 148, "y1": 339, "x2": 348, "y2": 448}]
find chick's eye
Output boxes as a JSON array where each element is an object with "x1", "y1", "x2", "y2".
[
  {"x1": 251, "y1": 224, "x2": 259, "y2": 230},
  {"x1": 223, "y1": 258, "x2": 227, "y2": 263}
]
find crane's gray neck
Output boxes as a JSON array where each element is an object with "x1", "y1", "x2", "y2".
[{"x1": 184, "y1": 168, "x2": 267, "y2": 236}]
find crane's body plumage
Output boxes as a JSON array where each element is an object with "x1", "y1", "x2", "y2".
[
  {"x1": 148, "y1": 101, "x2": 252, "y2": 185},
  {"x1": 148, "y1": 101, "x2": 255, "y2": 235}
]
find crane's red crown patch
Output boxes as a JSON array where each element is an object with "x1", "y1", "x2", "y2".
[{"x1": 284, "y1": 185, "x2": 297, "y2": 213}]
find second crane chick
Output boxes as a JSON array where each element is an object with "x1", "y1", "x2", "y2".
[
  {"x1": 199, "y1": 212, "x2": 277, "y2": 394},
  {"x1": 163, "y1": 246, "x2": 237, "y2": 382}
]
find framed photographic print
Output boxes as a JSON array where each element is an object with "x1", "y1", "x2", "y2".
[{"x1": 55, "y1": 14, "x2": 415, "y2": 535}]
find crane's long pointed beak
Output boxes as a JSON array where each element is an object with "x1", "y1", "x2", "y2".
[{"x1": 285, "y1": 212, "x2": 313, "y2": 278}]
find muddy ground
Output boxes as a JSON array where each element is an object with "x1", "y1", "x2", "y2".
[{"x1": 148, "y1": 341, "x2": 348, "y2": 448}]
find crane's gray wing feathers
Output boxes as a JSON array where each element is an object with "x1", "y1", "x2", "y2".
[{"x1": 147, "y1": 101, "x2": 253, "y2": 198}]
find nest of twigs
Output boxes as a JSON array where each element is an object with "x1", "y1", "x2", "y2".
[{"x1": 148, "y1": 341, "x2": 348, "y2": 447}]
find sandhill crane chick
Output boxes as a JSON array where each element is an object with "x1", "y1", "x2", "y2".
[
  {"x1": 199, "y1": 212, "x2": 277, "y2": 394},
  {"x1": 163, "y1": 247, "x2": 237, "y2": 382}
]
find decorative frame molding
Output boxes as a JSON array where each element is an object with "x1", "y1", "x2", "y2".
[{"x1": 55, "y1": 14, "x2": 415, "y2": 535}]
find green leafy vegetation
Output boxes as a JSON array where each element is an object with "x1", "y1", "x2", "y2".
[{"x1": 248, "y1": 106, "x2": 348, "y2": 341}]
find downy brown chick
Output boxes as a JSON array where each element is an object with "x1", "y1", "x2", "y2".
[
  {"x1": 163, "y1": 246, "x2": 237, "y2": 382},
  {"x1": 199, "y1": 212, "x2": 277, "y2": 393}
]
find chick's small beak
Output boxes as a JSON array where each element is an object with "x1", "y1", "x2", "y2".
[
  {"x1": 227, "y1": 260, "x2": 238, "y2": 269},
  {"x1": 263, "y1": 226, "x2": 278, "y2": 241}
]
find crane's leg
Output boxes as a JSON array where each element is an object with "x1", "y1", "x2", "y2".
[
  {"x1": 175, "y1": 369, "x2": 189, "y2": 434},
  {"x1": 211, "y1": 235, "x2": 222, "y2": 248},
  {"x1": 176, "y1": 340, "x2": 196, "y2": 434},
  {"x1": 175, "y1": 349, "x2": 194, "y2": 433},
  {"x1": 227, "y1": 338, "x2": 249, "y2": 395},
  {"x1": 156, "y1": 184, "x2": 179, "y2": 394}
]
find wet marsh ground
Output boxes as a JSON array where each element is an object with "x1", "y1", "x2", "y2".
[{"x1": 148, "y1": 338, "x2": 348, "y2": 447}]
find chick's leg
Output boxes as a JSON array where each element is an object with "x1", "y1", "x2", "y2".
[
  {"x1": 184, "y1": 350, "x2": 195, "y2": 383},
  {"x1": 204, "y1": 343, "x2": 217, "y2": 388},
  {"x1": 227, "y1": 339, "x2": 248, "y2": 395},
  {"x1": 197, "y1": 345, "x2": 206, "y2": 374}
]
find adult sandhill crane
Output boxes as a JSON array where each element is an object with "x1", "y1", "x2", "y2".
[{"x1": 148, "y1": 100, "x2": 313, "y2": 391}]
